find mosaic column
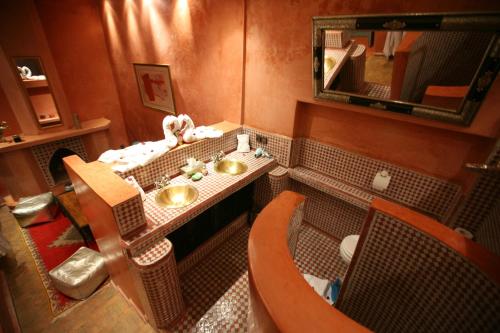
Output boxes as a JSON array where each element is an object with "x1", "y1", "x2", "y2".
[{"x1": 131, "y1": 238, "x2": 184, "y2": 329}]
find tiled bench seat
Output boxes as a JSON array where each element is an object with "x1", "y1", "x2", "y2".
[
  {"x1": 289, "y1": 166, "x2": 444, "y2": 221},
  {"x1": 288, "y1": 167, "x2": 372, "y2": 211}
]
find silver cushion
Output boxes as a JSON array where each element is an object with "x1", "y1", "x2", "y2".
[
  {"x1": 12, "y1": 192, "x2": 58, "y2": 227},
  {"x1": 49, "y1": 247, "x2": 108, "y2": 300}
]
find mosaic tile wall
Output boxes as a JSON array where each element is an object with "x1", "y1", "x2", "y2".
[
  {"x1": 451, "y1": 140, "x2": 500, "y2": 233},
  {"x1": 292, "y1": 138, "x2": 461, "y2": 223},
  {"x1": 242, "y1": 126, "x2": 293, "y2": 167},
  {"x1": 112, "y1": 195, "x2": 147, "y2": 237},
  {"x1": 475, "y1": 196, "x2": 500, "y2": 257},
  {"x1": 253, "y1": 166, "x2": 289, "y2": 210},
  {"x1": 119, "y1": 128, "x2": 242, "y2": 188},
  {"x1": 292, "y1": 181, "x2": 368, "y2": 240},
  {"x1": 177, "y1": 213, "x2": 247, "y2": 275},
  {"x1": 287, "y1": 201, "x2": 304, "y2": 259},
  {"x1": 131, "y1": 238, "x2": 184, "y2": 329},
  {"x1": 31, "y1": 137, "x2": 88, "y2": 187},
  {"x1": 338, "y1": 211, "x2": 500, "y2": 333}
]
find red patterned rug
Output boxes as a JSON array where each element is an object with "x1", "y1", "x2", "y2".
[{"x1": 19, "y1": 212, "x2": 98, "y2": 315}]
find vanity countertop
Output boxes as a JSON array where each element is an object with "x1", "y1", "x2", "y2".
[{"x1": 122, "y1": 150, "x2": 277, "y2": 249}]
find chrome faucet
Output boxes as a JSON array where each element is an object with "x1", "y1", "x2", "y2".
[
  {"x1": 154, "y1": 175, "x2": 170, "y2": 190},
  {"x1": 211, "y1": 150, "x2": 225, "y2": 164}
]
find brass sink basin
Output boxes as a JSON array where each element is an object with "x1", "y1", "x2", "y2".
[
  {"x1": 155, "y1": 184, "x2": 199, "y2": 208},
  {"x1": 214, "y1": 159, "x2": 248, "y2": 175}
]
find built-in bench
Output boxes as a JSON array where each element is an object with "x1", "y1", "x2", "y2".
[{"x1": 291, "y1": 138, "x2": 462, "y2": 221}]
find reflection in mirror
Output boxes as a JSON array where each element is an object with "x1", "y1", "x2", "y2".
[
  {"x1": 13, "y1": 57, "x2": 62, "y2": 127},
  {"x1": 323, "y1": 30, "x2": 494, "y2": 111},
  {"x1": 313, "y1": 13, "x2": 500, "y2": 126}
]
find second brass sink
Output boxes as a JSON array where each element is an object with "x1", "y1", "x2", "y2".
[
  {"x1": 155, "y1": 184, "x2": 199, "y2": 208},
  {"x1": 214, "y1": 159, "x2": 248, "y2": 175}
]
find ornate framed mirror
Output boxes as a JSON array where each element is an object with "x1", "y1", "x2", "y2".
[{"x1": 312, "y1": 13, "x2": 500, "y2": 125}]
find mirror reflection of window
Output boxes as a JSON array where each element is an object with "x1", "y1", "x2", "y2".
[
  {"x1": 323, "y1": 30, "x2": 495, "y2": 111},
  {"x1": 13, "y1": 57, "x2": 62, "y2": 127}
]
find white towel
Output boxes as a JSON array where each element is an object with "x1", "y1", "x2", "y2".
[
  {"x1": 383, "y1": 31, "x2": 404, "y2": 58},
  {"x1": 178, "y1": 114, "x2": 195, "y2": 135},
  {"x1": 98, "y1": 140, "x2": 170, "y2": 173},
  {"x1": 162, "y1": 115, "x2": 180, "y2": 148}
]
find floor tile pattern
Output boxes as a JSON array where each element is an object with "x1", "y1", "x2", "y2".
[
  {"x1": 169, "y1": 225, "x2": 249, "y2": 332},
  {"x1": 169, "y1": 223, "x2": 345, "y2": 332},
  {"x1": 295, "y1": 224, "x2": 348, "y2": 280}
]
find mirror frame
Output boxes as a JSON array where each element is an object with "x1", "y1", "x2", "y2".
[{"x1": 312, "y1": 12, "x2": 500, "y2": 126}]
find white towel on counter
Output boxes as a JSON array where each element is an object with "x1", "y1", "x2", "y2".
[{"x1": 98, "y1": 140, "x2": 170, "y2": 173}]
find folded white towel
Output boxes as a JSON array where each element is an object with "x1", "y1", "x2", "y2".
[{"x1": 98, "y1": 140, "x2": 170, "y2": 173}]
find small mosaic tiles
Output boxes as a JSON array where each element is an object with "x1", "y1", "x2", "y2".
[
  {"x1": 31, "y1": 137, "x2": 88, "y2": 187},
  {"x1": 451, "y1": 139, "x2": 500, "y2": 233},
  {"x1": 168, "y1": 225, "x2": 249, "y2": 332},
  {"x1": 165, "y1": 219, "x2": 344, "y2": 332},
  {"x1": 292, "y1": 138, "x2": 461, "y2": 222},
  {"x1": 132, "y1": 238, "x2": 184, "y2": 328},
  {"x1": 475, "y1": 196, "x2": 500, "y2": 256},
  {"x1": 242, "y1": 126, "x2": 293, "y2": 167},
  {"x1": 126, "y1": 151, "x2": 277, "y2": 255},
  {"x1": 338, "y1": 211, "x2": 500, "y2": 333},
  {"x1": 119, "y1": 128, "x2": 242, "y2": 189},
  {"x1": 292, "y1": 181, "x2": 368, "y2": 240},
  {"x1": 294, "y1": 224, "x2": 348, "y2": 280},
  {"x1": 287, "y1": 202, "x2": 304, "y2": 259},
  {"x1": 177, "y1": 213, "x2": 247, "y2": 275},
  {"x1": 112, "y1": 195, "x2": 147, "y2": 237},
  {"x1": 253, "y1": 166, "x2": 289, "y2": 210}
]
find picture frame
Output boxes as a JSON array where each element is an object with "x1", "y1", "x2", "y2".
[{"x1": 133, "y1": 63, "x2": 176, "y2": 115}]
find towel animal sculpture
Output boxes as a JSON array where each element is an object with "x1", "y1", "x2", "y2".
[
  {"x1": 163, "y1": 114, "x2": 222, "y2": 144},
  {"x1": 98, "y1": 114, "x2": 223, "y2": 172}
]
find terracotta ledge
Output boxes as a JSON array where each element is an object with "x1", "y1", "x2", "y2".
[
  {"x1": 0, "y1": 117, "x2": 110, "y2": 153},
  {"x1": 248, "y1": 191, "x2": 370, "y2": 332}
]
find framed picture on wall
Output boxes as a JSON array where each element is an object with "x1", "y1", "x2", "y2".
[{"x1": 133, "y1": 63, "x2": 176, "y2": 115}]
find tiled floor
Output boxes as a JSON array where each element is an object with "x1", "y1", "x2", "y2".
[{"x1": 1, "y1": 205, "x2": 346, "y2": 332}]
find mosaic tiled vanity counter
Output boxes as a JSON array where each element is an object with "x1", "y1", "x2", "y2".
[{"x1": 124, "y1": 151, "x2": 277, "y2": 255}]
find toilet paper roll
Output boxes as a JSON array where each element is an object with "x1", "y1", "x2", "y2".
[
  {"x1": 372, "y1": 170, "x2": 391, "y2": 191},
  {"x1": 454, "y1": 227, "x2": 474, "y2": 240}
]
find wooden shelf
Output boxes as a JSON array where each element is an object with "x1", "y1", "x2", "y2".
[
  {"x1": 22, "y1": 79, "x2": 48, "y2": 89},
  {"x1": 0, "y1": 117, "x2": 111, "y2": 153}
]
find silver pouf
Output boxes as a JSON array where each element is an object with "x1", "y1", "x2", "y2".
[
  {"x1": 49, "y1": 247, "x2": 108, "y2": 300},
  {"x1": 12, "y1": 192, "x2": 59, "y2": 227}
]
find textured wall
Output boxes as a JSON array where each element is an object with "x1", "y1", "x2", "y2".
[
  {"x1": 243, "y1": 0, "x2": 500, "y2": 186},
  {"x1": 35, "y1": 0, "x2": 129, "y2": 148},
  {"x1": 99, "y1": 0, "x2": 244, "y2": 142},
  {"x1": 294, "y1": 103, "x2": 494, "y2": 190},
  {"x1": 0, "y1": 86, "x2": 21, "y2": 136}
]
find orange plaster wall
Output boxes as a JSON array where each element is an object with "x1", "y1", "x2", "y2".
[
  {"x1": 244, "y1": 0, "x2": 500, "y2": 187},
  {"x1": 294, "y1": 102, "x2": 494, "y2": 190},
  {"x1": 0, "y1": 87, "x2": 21, "y2": 136},
  {"x1": 98, "y1": 0, "x2": 244, "y2": 142},
  {"x1": 35, "y1": 0, "x2": 129, "y2": 148}
]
